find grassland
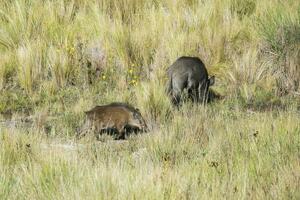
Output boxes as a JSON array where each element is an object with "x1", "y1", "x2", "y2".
[{"x1": 0, "y1": 0, "x2": 299, "y2": 199}]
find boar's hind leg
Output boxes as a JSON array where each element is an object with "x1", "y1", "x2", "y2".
[
  {"x1": 187, "y1": 79, "x2": 198, "y2": 102},
  {"x1": 171, "y1": 87, "x2": 182, "y2": 106},
  {"x1": 168, "y1": 87, "x2": 181, "y2": 106}
]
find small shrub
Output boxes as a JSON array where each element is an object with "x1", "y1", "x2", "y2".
[{"x1": 257, "y1": 4, "x2": 300, "y2": 94}]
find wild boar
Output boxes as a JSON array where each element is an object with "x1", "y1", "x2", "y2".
[
  {"x1": 167, "y1": 56, "x2": 215, "y2": 105},
  {"x1": 77, "y1": 102, "x2": 148, "y2": 140}
]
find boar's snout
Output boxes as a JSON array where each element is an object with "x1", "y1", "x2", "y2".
[{"x1": 132, "y1": 110, "x2": 148, "y2": 132}]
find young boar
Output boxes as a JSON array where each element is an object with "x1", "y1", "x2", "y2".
[{"x1": 77, "y1": 102, "x2": 147, "y2": 140}]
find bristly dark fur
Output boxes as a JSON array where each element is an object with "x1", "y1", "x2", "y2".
[{"x1": 167, "y1": 56, "x2": 215, "y2": 106}]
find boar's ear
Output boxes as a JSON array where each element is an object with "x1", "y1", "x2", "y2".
[
  {"x1": 208, "y1": 76, "x2": 215, "y2": 86},
  {"x1": 134, "y1": 108, "x2": 141, "y2": 114}
]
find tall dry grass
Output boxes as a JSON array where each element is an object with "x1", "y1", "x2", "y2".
[
  {"x1": 0, "y1": 0, "x2": 300, "y2": 199},
  {"x1": 1, "y1": 107, "x2": 300, "y2": 199}
]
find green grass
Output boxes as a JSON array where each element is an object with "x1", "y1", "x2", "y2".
[{"x1": 0, "y1": 0, "x2": 300, "y2": 199}]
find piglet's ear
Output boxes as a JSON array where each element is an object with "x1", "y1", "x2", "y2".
[{"x1": 209, "y1": 76, "x2": 215, "y2": 86}]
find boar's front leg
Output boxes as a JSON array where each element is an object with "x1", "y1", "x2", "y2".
[{"x1": 114, "y1": 125, "x2": 126, "y2": 140}]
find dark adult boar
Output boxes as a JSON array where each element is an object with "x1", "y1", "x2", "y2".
[
  {"x1": 167, "y1": 56, "x2": 215, "y2": 105},
  {"x1": 77, "y1": 103, "x2": 148, "y2": 140}
]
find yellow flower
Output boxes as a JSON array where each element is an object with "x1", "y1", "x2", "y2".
[
  {"x1": 102, "y1": 75, "x2": 106, "y2": 80},
  {"x1": 129, "y1": 79, "x2": 138, "y2": 86}
]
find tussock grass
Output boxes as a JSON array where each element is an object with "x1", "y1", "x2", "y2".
[{"x1": 0, "y1": 0, "x2": 300, "y2": 199}]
